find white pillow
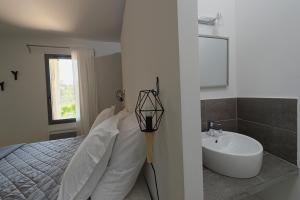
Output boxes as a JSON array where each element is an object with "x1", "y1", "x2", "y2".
[
  {"x1": 91, "y1": 113, "x2": 146, "y2": 200},
  {"x1": 58, "y1": 110, "x2": 128, "y2": 200},
  {"x1": 91, "y1": 105, "x2": 115, "y2": 130}
]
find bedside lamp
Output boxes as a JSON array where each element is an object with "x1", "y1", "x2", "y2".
[{"x1": 135, "y1": 77, "x2": 164, "y2": 163}]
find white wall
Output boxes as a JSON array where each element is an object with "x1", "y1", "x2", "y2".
[
  {"x1": 95, "y1": 53, "x2": 122, "y2": 112},
  {"x1": 178, "y1": 0, "x2": 204, "y2": 198},
  {"x1": 198, "y1": 0, "x2": 237, "y2": 99},
  {"x1": 236, "y1": 0, "x2": 300, "y2": 166},
  {"x1": 0, "y1": 35, "x2": 120, "y2": 147},
  {"x1": 121, "y1": 0, "x2": 203, "y2": 199}
]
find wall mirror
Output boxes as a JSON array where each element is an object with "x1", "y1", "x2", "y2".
[{"x1": 198, "y1": 35, "x2": 229, "y2": 88}]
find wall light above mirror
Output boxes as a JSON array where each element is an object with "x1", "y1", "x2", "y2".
[{"x1": 198, "y1": 35, "x2": 229, "y2": 88}]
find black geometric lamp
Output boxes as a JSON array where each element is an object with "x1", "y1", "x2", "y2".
[{"x1": 135, "y1": 77, "x2": 164, "y2": 163}]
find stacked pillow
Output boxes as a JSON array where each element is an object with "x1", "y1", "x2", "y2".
[
  {"x1": 58, "y1": 107, "x2": 127, "y2": 200},
  {"x1": 58, "y1": 107, "x2": 146, "y2": 200},
  {"x1": 90, "y1": 105, "x2": 116, "y2": 130},
  {"x1": 91, "y1": 113, "x2": 146, "y2": 200}
]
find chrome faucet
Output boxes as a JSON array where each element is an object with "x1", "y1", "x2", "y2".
[{"x1": 207, "y1": 121, "x2": 223, "y2": 137}]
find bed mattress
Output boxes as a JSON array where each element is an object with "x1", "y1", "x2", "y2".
[{"x1": 0, "y1": 137, "x2": 150, "y2": 200}]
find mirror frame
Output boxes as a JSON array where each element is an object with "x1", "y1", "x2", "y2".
[{"x1": 198, "y1": 34, "x2": 229, "y2": 88}]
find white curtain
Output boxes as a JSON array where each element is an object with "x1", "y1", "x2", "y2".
[{"x1": 71, "y1": 48, "x2": 98, "y2": 135}]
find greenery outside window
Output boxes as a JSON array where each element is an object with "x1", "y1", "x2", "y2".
[{"x1": 45, "y1": 54, "x2": 76, "y2": 124}]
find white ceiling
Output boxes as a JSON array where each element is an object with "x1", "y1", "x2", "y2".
[{"x1": 0, "y1": 0, "x2": 124, "y2": 41}]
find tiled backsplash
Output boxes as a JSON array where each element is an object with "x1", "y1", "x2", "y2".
[
  {"x1": 237, "y1": 98, "x2": 297, "y2": 164},
  {"x1": 201, "y1": 98, "x2": 237, "y2": 132},
  {"x1": 201, "y1": 98, "x2": 298, "y2": 164}
]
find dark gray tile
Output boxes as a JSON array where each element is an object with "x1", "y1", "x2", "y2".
[
  {"x1": 201, "y1": 98, "x2": 238, "y2": 131},
  {"x1": 267, "y1": 128, "x2": 297, "y2": 164},
  {"x1": 257, "y1": 153, "x2": 298, "y2": 185},
  {"x1": 203, "y1": 153, "x2": 298, "y2": 200},
  {"x1": 238, "y1": 98, "x2": 297, "y2": 132},
  {"x1": 238, "y1": 120, "x2": 297, "y2": 164},
  {"x1": 202, "y1": 119, "x2": 237, "y2": 132},
  {"x1": 205, "y1": 98, "x2": 237, "y2": 121},
  {"x1": 202, "y1": 121, "x2": 207, "y2": 132},
  {"x1": 201, "y1": 97, "x2": 297, "y2": 164},
  {"x1": 201, "y1": 100, "x2": 206, "y2": 121},
  {"x1": 218, "y1": 119, "x2": 238, "y2": 132},
  {"x1": 201, "y1": 100, "x2": 207, "y2": 131},
  {"x1": 238, "y1": 119, "x2": 272, "y2": 149},
  {"x1": 241, "y1": 195, "x2": 263, "y2": 200}
]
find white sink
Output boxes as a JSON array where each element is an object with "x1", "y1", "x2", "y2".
[{"x1": 202, "y1": 131, "x2": 263, "y2": 178}]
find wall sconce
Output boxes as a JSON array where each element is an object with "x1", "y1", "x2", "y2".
[{"x1": 135, "y1": 77, "x2": 164, "y2": 163}]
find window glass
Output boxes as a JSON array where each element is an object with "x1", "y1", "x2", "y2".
[{"x1": 45, "y1": 55, "x2": 76, "y2": 124}]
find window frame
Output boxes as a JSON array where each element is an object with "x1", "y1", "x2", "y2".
[{"x1": 45, "y1": 54, "x2": 76, "y2": 125}]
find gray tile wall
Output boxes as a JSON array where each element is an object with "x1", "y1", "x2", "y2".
[
  {"x1": 201, "y1": 97, "x2": 298, "y2": 164},
  {"x1": 201, "y1": 98, "x2": 237, "y2": 132},
  {"x1": 237, "y1": 98, "x2": 297, "y2": 164}
]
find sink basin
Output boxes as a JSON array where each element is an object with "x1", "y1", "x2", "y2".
[{"x1": 202, "y1": 131, "x2": 263, "y2": 178}]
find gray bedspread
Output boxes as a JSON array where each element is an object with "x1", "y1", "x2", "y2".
[
  {"x1": 0, "y1": 144, "x2": 24, "y2": 160},
  {"x1": 0, "y1": 137, "x2": 84, "y2": 200}
]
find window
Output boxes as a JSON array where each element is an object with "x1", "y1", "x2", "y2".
[{"x1": 45, "y1": 54, "x2": 76, "y2": 124}]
